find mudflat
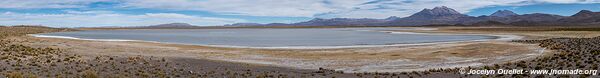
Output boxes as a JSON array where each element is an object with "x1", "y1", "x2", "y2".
[{"x1": 27, "y1": 27, "x2": 556, "y2": 72}]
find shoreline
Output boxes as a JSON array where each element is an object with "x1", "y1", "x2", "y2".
[
  {"x1": 28, "y1": 28, "x2": 522, "y2": 49},
  {"x1": 24, "y1": 27, "x2": 545, "y2": 73}
]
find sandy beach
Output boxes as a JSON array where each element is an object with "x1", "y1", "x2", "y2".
[{"x1": 26, "y1": 27, "x2": 554, "y2": 73}]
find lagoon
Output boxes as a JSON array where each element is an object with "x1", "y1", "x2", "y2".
[{"x1": 35, "y1": 28, "x2": 496, "y2": 48}]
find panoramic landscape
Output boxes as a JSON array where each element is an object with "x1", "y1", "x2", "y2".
[{"x1": 1, "y1": 0, "x2": 600, "y2": 78}]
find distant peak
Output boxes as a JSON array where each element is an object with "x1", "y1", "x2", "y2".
[
  {"x1": 404, "y1": 6, "x2": 467, "y2": 20},
  {"x1": 490, "y1": 10, "x2": 518, "y2": 17},
  {"x1": 157, "y1": 23, "x2": 191, "y2": 25},
  {"x1": 385, "y1": 16, "x2": 400, "y2": 20},
  {"x1": 225, "y1": 23, "x2": 262, "y2": 26},
  {"x1": 166, "y1": 23, "x2": 189, "y2": 24},
  {"x1": 413, "y1": 6, "x2": 462, "y2": 16},
  {"x1": 142, "y1": 22, "x2": 197, "y2": 28},
  {"x1": 431, "y1": 6, "x2": 450, "y2": 11},
  {"x1": 433, "y1": 6, "x2": 449, "y2": 9},
  {"x1": 572, "y1": 10, "x2": 598, "y2": 17},
  {"x1": 576, "y1": 10, "x2": 594, "y2": 14},
  {"x1": 580, "y1": 10, "x2": 593, "y2": 13},
  {"x1": 421, "y1": 8, "x2": 432, "y2": 11},
  {"x1": 496, "y1": 10, "x2": 512, "y2": 12},
  {"x1": 422, "y1": 6, "x2": 451, "y2": 11},
  {"x1": 310, "y1": 18, "x2": 325, "y2": 20}
]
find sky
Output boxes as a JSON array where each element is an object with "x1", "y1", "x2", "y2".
[{"x1": 0, "y1": 0, "x2": 599, "y2": 27}]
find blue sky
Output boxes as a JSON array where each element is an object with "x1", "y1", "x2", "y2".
[{"x1": 0, "y1": 0, "x2": 598, "y2": 27}]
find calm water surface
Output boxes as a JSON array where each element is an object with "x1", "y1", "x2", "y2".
[{"x1": 37, "y1": 28, "x2": 496, "y2": 48}]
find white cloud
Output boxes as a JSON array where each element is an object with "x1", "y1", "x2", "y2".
[
  {"x1": 0, "y1": 0, "x2": 112, "y2": 9},
  {"x1": 0, "y1": 11, "x2": 245, "y2": 27},
  {"x1": 120, "y1": 0, "x2": 348, "y2": 17},
  {"x1": 1, "y1": 0, "x2": 600, "y2": 20},
  {"x1": 119, "y1": 0, "x2": 600, "y2": 18},
  {"x1": 63, "y1": 10, "x2": 115, "y2": 14}
]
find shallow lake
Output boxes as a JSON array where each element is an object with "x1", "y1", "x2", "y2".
[{"x1": 36, "y1": 28, "x2": 497, "y2": 48}]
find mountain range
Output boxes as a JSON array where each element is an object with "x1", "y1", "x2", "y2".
[
  {"x1": 225, "y1": 6, "x2": 600, "y2": 26},
  {"x1": 114, "y1": 23, "x2": 203, "y2": 29}
]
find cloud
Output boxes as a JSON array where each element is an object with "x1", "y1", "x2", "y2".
[
  {"x1": 0, "y1": 11, "x2": 245, "y2": 27},
  {"x1": 1, "y1": 0, "x2": 600, "y2": 20},
  {"x1": 119, "y1": 0, "x2": 600, "y2": 18},
  {"x1": 0, "y1": 0, "x2": 112, "y2": 9},
  {"x1": 63, "y1": 10, "x2": 115, "y2": 14},
  {"x1": 120, "y1": 0, "x2": 348, "y2": 17}
]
